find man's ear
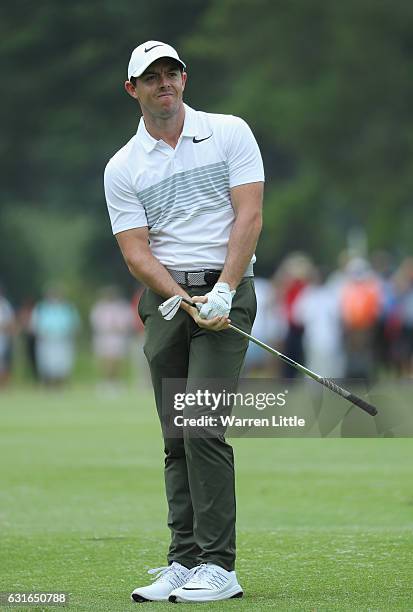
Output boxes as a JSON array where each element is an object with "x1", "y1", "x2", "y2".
[
  {"x1": 181, "y1": 71, "x2": 187, "y2": 91},
  {"x1": 125, "y1": 80, "x2": 138, "y2": 99}
]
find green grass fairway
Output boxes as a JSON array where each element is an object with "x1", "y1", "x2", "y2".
[{"x1": 1, "y1": 387, "x2": 412, "y2": 611}]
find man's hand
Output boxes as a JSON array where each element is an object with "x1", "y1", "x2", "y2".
[
  {"x1": 198, "y1": 283, "x2": 236, "y2": 320},
  {"x1": 181, "y1": 295, "x2": 231, "y2": 331}
]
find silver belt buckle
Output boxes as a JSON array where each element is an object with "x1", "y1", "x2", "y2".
[{"x1": 187, "y1": 271, "x2": 206, "y2": 286}]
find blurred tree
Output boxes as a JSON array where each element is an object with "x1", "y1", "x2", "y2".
[
  {"x1": 1, "y1": 0, "x2": 207, "y2": 212},
  {"x1": 184, "y1": 0, "x2": 413, "y2": 267},
  {"x1": 0, "y1": 0, "x2": 207, "y2": 303},
  {"x1": 0, "y1": 208, "x2": 41, "y2": 303}
]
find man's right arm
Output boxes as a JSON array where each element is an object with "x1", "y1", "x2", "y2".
[
  {"x1": 115, "y1": 228, "x2": 229, "y2": 330},
  {"x1": 115, "y1": 227, "x2": 189, "y2": 300},
  {"x1": 103, "y1": 161, "x2": 187, "y2": 300}
]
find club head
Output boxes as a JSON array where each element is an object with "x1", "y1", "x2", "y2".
[{"x1": 158, "y1": 295, "x2": 184, "y2": 320}]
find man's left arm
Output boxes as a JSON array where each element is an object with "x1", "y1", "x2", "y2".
[
  {"x1": 219, "y1": 181, "x2": 264, "y2": 290},
  {"x1": 195, "y1": 116, "x2": 264, "y2": 324}
]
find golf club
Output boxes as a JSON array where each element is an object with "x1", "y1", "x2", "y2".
[{"x1": 158, "y1": 295, "x2": 378, "y2": 417}]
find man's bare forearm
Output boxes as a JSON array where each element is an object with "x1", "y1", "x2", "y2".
[
  {"x1": 219, "y1": 182, "x2": 263, "y2": 290},
  {"x1": 123, "y1": 248, "x2": 190, "y2": 301},
  {"x1": 219, "y1": 211, "x2": 262, "y2": 290}
]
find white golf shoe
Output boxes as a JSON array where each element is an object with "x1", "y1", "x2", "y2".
[
  {"x1": 131, "y1": 562, "x2": 191, "y2": 602},
  {"x1": 168, "y1": 563, "x2": 243, "y2": 603}
]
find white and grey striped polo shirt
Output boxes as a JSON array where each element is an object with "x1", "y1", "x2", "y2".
[{"x1": 104, "y1": 103, "x2": 264, "y2": 271}]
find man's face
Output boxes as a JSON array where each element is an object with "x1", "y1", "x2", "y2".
[{"x1": 126, "y1": 58, "x2": 187, "y2": 120}]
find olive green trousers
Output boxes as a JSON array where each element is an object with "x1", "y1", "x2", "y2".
[{"x1": 138, "y1": 278, "x2": 256, "y2": 571}]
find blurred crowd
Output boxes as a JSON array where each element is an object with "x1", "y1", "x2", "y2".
[
  {"x1": 245, "y1": 252, "x2": 413, "y2": 381},
  {"x1": 0, "y1": 283, "x2": 146, "y2": 391},
  {"x1": 1, "y1": 251, "x2": 413, "y2": 390}
]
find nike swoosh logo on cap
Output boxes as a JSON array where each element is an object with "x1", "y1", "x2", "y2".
[
  {"x1": 193, "y1": 134, "x2": 213, "y2": 144},
  {"x1": 144, "y1": 44, "x2": 163, "y2": 53}
]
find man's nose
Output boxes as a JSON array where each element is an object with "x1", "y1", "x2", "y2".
[{"x1": 158, "y1": 74, "x2": 171, "y2": 87}]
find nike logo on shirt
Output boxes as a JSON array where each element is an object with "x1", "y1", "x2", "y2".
[{"x1": 193, "y1": 134, "x2": 213, "y2": 144}]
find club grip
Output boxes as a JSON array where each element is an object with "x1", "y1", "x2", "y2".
[{"x1": 347, "y1": 393, "x2": 378, "y2": 416}]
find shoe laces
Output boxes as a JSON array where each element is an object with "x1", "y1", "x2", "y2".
[
  {"x1": 187, "y1": 563, "x2": 228, "y2": 589},
  {"x1": 147, "y1": 562, "x2": 188, "y2": 588}
]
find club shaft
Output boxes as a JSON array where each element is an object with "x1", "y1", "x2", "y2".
[
  {"x1": 229, "y1": 323, "x2": 324, "y2": 380},
  {"x1": 228, "y1": 324, "x2": 377, "y2": 417},
  {"x1": 180, "y1": 296, "x2": 377, "y2": 416}
]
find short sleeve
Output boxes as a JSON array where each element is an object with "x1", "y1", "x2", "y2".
[
  {"x1": 225, "y1": 116, "x2": 265, "y2": 188},
  {"x1": 104, "y1": 159, "x2": 148, "y2": 235}
]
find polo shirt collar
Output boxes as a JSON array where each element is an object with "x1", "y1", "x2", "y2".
[
  {"x1": 181, "y1": 103, "x2": 198, "y2": 139},
  {"x1": 136, "y1": 103, "x2": 198, "y2": 152},
  {"x1": 137, "y1": 118, "x2": 158, "y2": 153}
]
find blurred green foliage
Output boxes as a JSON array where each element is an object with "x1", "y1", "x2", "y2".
[{"x1": 1, "y1": 0, "x2": 413, "y2": 302}]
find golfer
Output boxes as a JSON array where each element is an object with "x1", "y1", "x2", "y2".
[{"x1": 104, "y1": 40, "x2": 264, "y2": 603}]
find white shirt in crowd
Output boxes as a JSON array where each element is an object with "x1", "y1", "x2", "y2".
[
  {"x1": 90, "y1": 298, "x2": 135, "y2": 360},
  {"x1": 293, "y1": 283, "x2": 345, "y2": 378}
]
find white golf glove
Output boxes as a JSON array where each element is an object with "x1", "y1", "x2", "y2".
[{"x1": 199, "y1": 282, "x2": 236, "y2": 320}]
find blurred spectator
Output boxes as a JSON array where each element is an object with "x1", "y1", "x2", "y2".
[
  {"x1": 17, "y1": 297, "x2": 39, "y2": 381},
  {"x1": 340, "y1": 257, "x2": 382, "y2": 380},
  {"x1": 275, "y1": 253, "x2": 316, "y2": 378},
  {"x1": 31, "y1": 286, "x2": 80, "y2": 386},
  {"x1": 243, "y1": 277, "x2": 287, "y2": 376},
  {"x1": 131, "y1": 286, "x2": 151, "y2": 388},
  {"x1": 391, "y1": 257, "x2": 413, "y2": 377},
  {"x1": 370, "y1": 250, "x2": 398, "y2": 372},
  {"x1": 293, "y1": 269, "x2": 345, "y2": 378},
  {"x1": 327, "y1": 250, "x2": 353, "y2": 297},
  {"x1": 0, "y1": 285, "x2": 15, "y2": 387},
  {"x1": 90, "y1": 286, "x2": 135, "y2": 392}
]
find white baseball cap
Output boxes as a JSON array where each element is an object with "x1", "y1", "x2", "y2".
[{"x1": 127, "y1": 40, "x2": 186, "y2": 80}]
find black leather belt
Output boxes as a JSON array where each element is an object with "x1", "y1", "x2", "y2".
[{"x1": 168, "y1": 269, "x2": 221, "y2": 287}]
